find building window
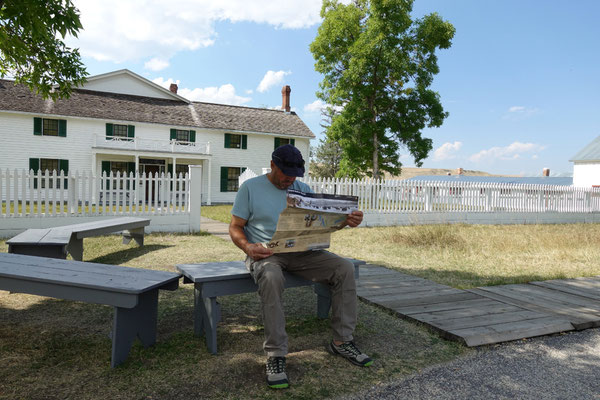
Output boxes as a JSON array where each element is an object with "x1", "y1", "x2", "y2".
[
  {"x1": 220, "y1": 166, "x2": 246, "y2": 192},
  {"x1": 224, "y1": 133, "x2": 247, "y2": 149},
  {"x1": 106, "y1": 123, "x2": 135, "y2": 140},
  {"x1": 113, "y1": 124, "x2": 128, "y2": 138},
  {"x1": 170, "y1": 129, "x2": 196, "y2": 143},
  {"x1": 274, "y1": 137, "x2": 295, "y2": 150},
  {"x1": 33, "y1": 117, "x2": 67, "y2": 137},
  {"x1": 29, "y1": 158, "x2": 68, "y2": 189}
]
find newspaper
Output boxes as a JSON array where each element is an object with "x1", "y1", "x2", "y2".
[{"x1": 265, "y1": 190, "x2": 359, "y2": 253}]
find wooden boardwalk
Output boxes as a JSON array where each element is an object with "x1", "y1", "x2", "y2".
[{"x1": 356, "y1": 265, "x2": 600, "y2": 346}]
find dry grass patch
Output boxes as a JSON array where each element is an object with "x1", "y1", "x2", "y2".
[{"x1": 331, "y1": 223, "x2": 600, "y2": 288}]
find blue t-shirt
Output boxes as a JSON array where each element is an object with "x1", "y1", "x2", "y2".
[{"x1": 231, "y1": 174, "x2": 312, "y2": 243}]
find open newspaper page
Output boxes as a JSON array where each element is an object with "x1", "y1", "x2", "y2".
[{"x1": 265, "y1": 190, "x2": 359, "y2": 253}]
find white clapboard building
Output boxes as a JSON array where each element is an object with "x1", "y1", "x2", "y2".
[
  {"x1": 571, "y1": 135, "x2": 600, "y2": 187},
  {"x1": 0, "y1": 69, "x2": 314, "y2": 204}
]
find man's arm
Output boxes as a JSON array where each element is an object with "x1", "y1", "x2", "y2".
[{"x1": 229, "y1": 214, "x2": 273, "y2": 260}]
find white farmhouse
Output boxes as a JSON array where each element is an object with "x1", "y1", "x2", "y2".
[
  {"x1": 570, "y1": 135, "x2": 600, "y2": 187},
  {"x1": 0, "y1": 69, "x2": 314, "y2": 204}
]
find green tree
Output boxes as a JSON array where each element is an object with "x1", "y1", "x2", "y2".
[
  {"x1": 0, "y1": 0, "x2": 87, "y2": 99},
  {"x1": 310, "y1": 0, "x2": 454, "y2": 179},
  {"x1": 311, "y1": 137, "x2": 343, "y2": 178}
]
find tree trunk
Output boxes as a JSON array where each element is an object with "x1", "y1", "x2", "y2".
[{"x1": 372, "y1": 131, "x2": 379, "y2": 179}]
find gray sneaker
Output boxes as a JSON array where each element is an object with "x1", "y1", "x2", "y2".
[
  {"x1": 327, "y1": 340, "x2": 373, "y2": 367},
  {"x1": 266, "y1": 356, "x2": 289, "y2": 389}
]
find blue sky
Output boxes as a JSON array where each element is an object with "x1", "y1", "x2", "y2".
[{"x1": 68, "y1": 0, "x2": 600, "y2": 177}]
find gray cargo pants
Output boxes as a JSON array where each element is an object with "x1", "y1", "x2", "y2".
[{"x1": 246, "y1": 250, "x2": 357, "y2": 357}]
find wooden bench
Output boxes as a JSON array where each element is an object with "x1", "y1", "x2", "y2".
[
  {"x1": 176, "y1": 258, "x2": 365, "y2": 354},
  {"x1": 6, "y1": 217, "x2": 150, "y2": 261},
  {"x1": 0, "y1": 252, "x2": 180, "y2": 367}
]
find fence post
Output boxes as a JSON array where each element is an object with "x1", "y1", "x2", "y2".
[{"x1": 188, "y1": 165, "x2": 203, "y2": 233}]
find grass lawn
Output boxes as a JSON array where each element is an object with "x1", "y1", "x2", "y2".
[
  {"x1": 3, "y1": 208, "x2": 600, "y2": 399},
  {"x1": 0, "y1": 232, "x2": 466, "y2": 400}
]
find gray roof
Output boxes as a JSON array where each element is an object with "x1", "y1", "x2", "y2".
[
  {"x1": 0, "y1": 79, "x2": 315, "y2": 138},
  {"x1": 570, "y1": 135, "x2": 600, "y2": 162},
  {"x1": 407, "y1": 175, "x2": 573, "y2": 186}
]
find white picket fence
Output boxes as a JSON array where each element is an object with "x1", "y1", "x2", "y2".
[
  {"x1": 0, "y1": 169, "x2": 190, "y2": 218},
  {"x1": 240, "y1": 171, "x2": 600, "y2": 213}
]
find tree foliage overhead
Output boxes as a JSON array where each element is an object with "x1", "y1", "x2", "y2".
[
  {"x1": 310, "y1": 0, "x2": 455, "y2": 179},
  {"x1": 0, "y1": 0, "x2": 88, "y2": 100}
]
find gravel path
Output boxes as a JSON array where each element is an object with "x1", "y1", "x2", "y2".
[{"x1": 344, "y1": 329, "x2": 600, "y2": 400}]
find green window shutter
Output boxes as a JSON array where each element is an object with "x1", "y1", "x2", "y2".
[
  {"x1": 58, "y1": 120, "x2": 67, "y2": 137},
  {"x1": 29, "y1": 158, "x2": 40, "y2": 172},
  {"x1": 290, "y1": 138, "x2": 295, "y2": 146},
  {"x1": 33, "y1": 118, "x2": 42, "y2": 135},
  {"x1": 101, "y1": 161, "x2": 111, "y2": 190},
  {"x1": 106, "y1": 123, "x2": 113, "y2": 137},
  {"x1": 189, "y1": 130, "x2": 196, "y2": 143},
  {"x1": 59, "y1": 159, "x2": 69, "y2": 189},
  {"x1": 127, "y1": 162, "x2": 136, "y2": 190},
  {"x1": 220, "y1": 167, "x2": 229, "y2": 192},
  {"x1": 29, "y1": 158, "x2": 39, "y2": 189},
  {"x1": 274, "y1": 137, "x2": 281, "y2": 150},
  {"x1": 242, "y1": 135, "x2": 247, "y2": 149},
  {"x1": 127, "y1": 125, "x2": 135, "y2": 138},
  {"x1": 224, "y1": 133, "x2": 231, "y2": 148},
  {"x1": 242, "y1": 167, "x2": 247, "y2": 173},
  {"x1": 170, "y1": 129, "x2": 177, "y2": 140}
]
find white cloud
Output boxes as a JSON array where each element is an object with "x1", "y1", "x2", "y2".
[
  {"x1": 257, "y1": 70, "x2": 291, "y2": 93},
  {"x1": 433, "y1": 141, "x2": 463, "y2": 161},
  {"x1": 144, "y1": 57, "x2": 170, "y2": 71},
  {"x1": 304, "y1": 99, "x2": 326, "y2": 113},
  {"x1": 69, "y1": 0, "x2": 322, "y2": 65},
  {"x1": 153, "y1": 77, "x2": 251, "y2": 105},
  {"x1": 469, "y1": 142, "x2": 546, "y2": 163},
  {"x1": 504, "y1": 105, "x2": 540, "y2": 119}
]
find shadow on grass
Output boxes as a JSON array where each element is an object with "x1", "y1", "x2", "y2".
[{"x1": 86, "y1": 244, "x2": 173, "y2": 264}]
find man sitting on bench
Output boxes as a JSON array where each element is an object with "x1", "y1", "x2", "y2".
[{"x1": 229, "y1": 144, "x2": 372, "y2": 390}]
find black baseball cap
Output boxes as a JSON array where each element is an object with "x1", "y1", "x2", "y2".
[{"x1": 272, "y1": 144, "x2": 305, "y2": 177}]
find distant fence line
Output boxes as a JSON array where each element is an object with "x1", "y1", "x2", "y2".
[{"x1": 240, "y1": 170, "x2": 600, "y2": 214}]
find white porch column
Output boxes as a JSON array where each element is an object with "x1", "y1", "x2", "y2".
[
  {"x1": 188, "y1": 165, "x2": 202, "y2": 232},
  {"x1": 206, "y1": 158, "x2": 212, "y2": 205},
  {"x1": 92, "y1": 152, "x2": 97, "y2": 204}
]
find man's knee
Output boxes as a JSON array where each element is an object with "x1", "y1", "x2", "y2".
[{"x1": 256, "y1": 263, "x2": 285, "y2": 294}]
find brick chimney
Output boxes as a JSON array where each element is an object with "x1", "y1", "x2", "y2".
[
  {"x1": 281, "y1": 85, "x2": 291, "y2": 112},
  {"x1": 542, "y1": 168, "x2": 550, "y2": 176},
  {"x1": 169, "y1": 83, "x2": 178, "y2": 94}
]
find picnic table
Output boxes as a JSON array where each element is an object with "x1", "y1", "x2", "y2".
[
  {"x1": 7, "y1": 217, "x2": 150, "y2": 261},
  {"x1": 0, "y1": 252, "x2": 180, "y2": 367}
]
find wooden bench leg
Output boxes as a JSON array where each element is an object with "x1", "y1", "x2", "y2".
[
  {"x1": 314, "y1": 283, "x2": 332, "y2": 319},
  {"x1": 123, "y1": 228, "x2": 145, "y2": 246},
  {"x1": 111, "y1": 290, "x2": 159, "y2": 367},
  {"x1": 194, "y1": 284, "x2": 221, "y2": 354},
  {"x1": 66, "y1": 238, "x2": 84, "y2": 261}
]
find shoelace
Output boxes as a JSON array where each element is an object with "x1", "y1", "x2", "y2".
[
  {"x1": 267, "y1": 357, "x2": 286, "y2": 374},
  {"x1": 338, "y1": 342, "x2": 362, "y2": 356}
]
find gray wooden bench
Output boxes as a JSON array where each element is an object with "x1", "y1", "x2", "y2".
[
  {"x1": 176, "y1": 258, "x2": 365, "y2": 354},
  {"x1": 0, "y1": 252, "x2": 180, "y2": 367},
  {"x1": 6, "y1": 217, "x2": 150, "y2": 261}
]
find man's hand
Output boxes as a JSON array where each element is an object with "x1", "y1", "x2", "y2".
[
  {"x1": 245, "y1": 243, "x2": 273, "y2": 260},
  {"x1": 344, "y1": 210, "x2": 363, "y2": 228},
  {"x1": 229, "y1": 214, "x2": 273, "y2": 260}
]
